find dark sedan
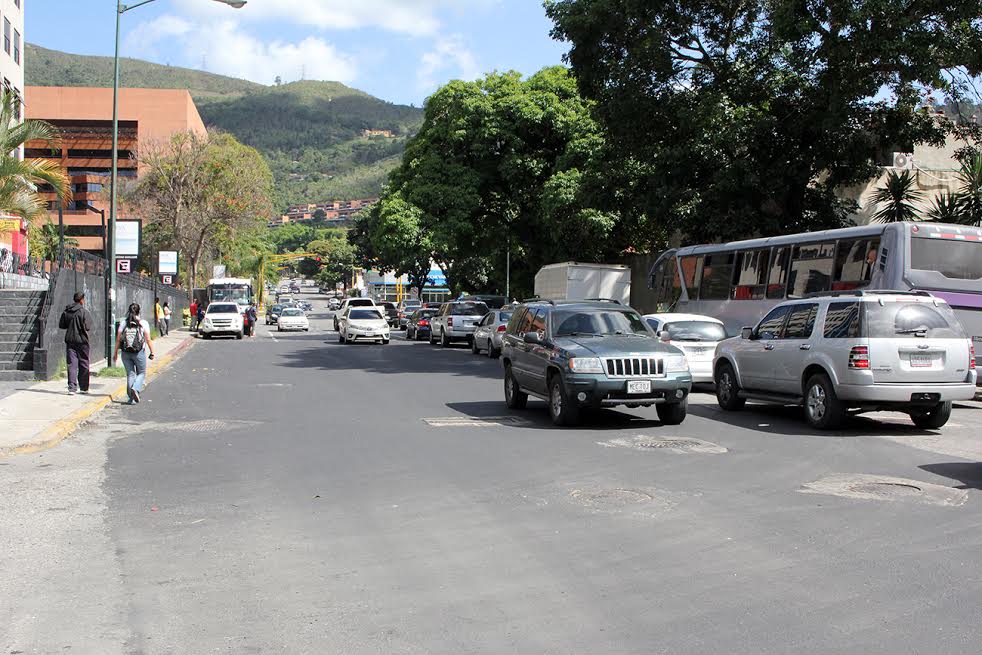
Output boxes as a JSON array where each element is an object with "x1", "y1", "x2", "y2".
[
  {"x1": 406, "y1": 308, "x2": 439, "y2": 341},
  {"x1": 265, "y1": 304, "x2": 285, "y2": 325}
]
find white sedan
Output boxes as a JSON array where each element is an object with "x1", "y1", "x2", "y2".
[
  {"x1": 277, "y1": 307, "x2": 310, "y2": 332},
  {"x1": 338, "y1": 307, "x2": 390, "y2": 344},
  {"x1": 643, "y1": 312, "x2": 727, "y2": 383}
]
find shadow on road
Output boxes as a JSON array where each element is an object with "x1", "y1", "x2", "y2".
[{"x1": 920, "y1": 462, "x2": 982, "y2": 490}]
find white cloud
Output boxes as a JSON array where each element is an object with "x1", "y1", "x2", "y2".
[
  {"x1": 125, "y1": 16, "x2": 357, "y2": 85},
  {"x1": 417, "y1": 35, "x2": 480, "y2": 92}
]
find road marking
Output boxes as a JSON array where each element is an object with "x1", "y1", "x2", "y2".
[
  {"x1": 265, "y1": 331, "x2": 278, "y2": 342},
  {"x1": 422, "y1": 416, "x2": 531, "y2": 427}
]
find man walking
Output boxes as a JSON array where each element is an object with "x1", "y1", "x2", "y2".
[
  {"x1": 58, "y1": 291, "x2": 93, "y2": 395},
  {"x1": 154, "y1": 297, "x2": 164, "y2": 335},
  {"x1": 189, "y1": 299, "x2": 199, "y2": 331}
]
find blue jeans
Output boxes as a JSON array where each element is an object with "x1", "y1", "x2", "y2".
[{"x1": 120, "y1": 349, "x2": 147, "y2": 397}]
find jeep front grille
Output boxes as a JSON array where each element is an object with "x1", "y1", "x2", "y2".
[{"x1": 605, "y1": 357, "x2": 664, "y2": 378}]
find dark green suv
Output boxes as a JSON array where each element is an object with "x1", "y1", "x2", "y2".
[{"x1": 501, "y1": 300, "x2": 693, "y2": 426}]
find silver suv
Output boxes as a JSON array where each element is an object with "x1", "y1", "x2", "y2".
[{"x1": 714, "y1": 291, "x2": 977, "y2": 429}]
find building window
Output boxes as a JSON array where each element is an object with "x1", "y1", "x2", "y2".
[
  {"x1": 13, "y1": 29, "x2": 19, "y2": 65},
  {"x1": 3, "y1": 19, "x2": 10, "y2": 55}
]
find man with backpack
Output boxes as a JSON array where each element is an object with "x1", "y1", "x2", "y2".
[
  {"x1": 58, "y1": 291, "x2": 93, "y2": 395},
  {"x1": 113, "y1": 303, "x2": 156, "y2": 404}
]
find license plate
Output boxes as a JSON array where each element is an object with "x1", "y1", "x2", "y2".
[
  {"x1": 909, "y1": 353, "x2": 934, "y2": 367},
  {"x1": 627, "y1": 380, "x2": 652, "y2": 394}
]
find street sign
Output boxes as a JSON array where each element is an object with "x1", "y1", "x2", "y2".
[
  {"x1": 160, "y1": 274, "x2": 174, "y2": 285},
  {"x1": 0, "y1": 219, "x2": 20, "y2": 232},
  {"x1": 115, "y1": 220, "x2": 141, "y2": 257},
  {"x1": 116, "y1": 258, "x2": 132, "y2": 274},
  {"x1": 212, "y1": 264, "x2": 226, "y2": 279},
  {"x1": 158, "y1": 250, "x2": 178, "y2": 275}
]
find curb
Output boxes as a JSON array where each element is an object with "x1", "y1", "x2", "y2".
[{"x1": 3, "y1": 335, "x2": 197, "y2": 456}]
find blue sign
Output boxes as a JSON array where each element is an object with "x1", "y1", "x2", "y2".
[{"x1": 426, "y1": 269, "x2": 446, "y2": 287}]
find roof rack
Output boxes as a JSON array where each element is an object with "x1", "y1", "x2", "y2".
[
  {"x1": 522, "y1": 297, "x2": 556, "y2": 305},
  {"x1": 802, "y1": 290, "x2": 933, "y2": 299},
  {"x1": 583, "y1": 298, "x2": 622, "y2": 304}
]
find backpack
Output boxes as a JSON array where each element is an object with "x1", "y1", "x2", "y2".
[{"x1": 121, "y1": 319, "x2": 145, "y2": 353}]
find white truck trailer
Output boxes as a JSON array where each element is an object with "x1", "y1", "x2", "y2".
[{"x1": 533, "y1": 262, "x2": 631, "y2": 304}]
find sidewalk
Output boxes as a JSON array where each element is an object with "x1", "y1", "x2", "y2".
[{"x1": 0, "y1": 328, "x2": 196, "y2": 456}]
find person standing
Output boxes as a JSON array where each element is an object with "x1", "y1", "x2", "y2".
[
  {"x1": 247, "y1": 304, "x2": 259, "y2": 337},
  {"x1": 162, "y1": 301, "x2": 172, "y2": 336},
  {"x1": 189, "y1": 299, "x2": 199, "y2": 331},
  {"x1": 113, "y1": 303, "x2": 155, "y2": 404},
  {"x1": 196, "y1": 303, "x2": 206, "y2": 333},
  {"x1": 154, "y1": 297, "x2": 164, "y2": 335},
  {"x1": 58, "y1": 291, "x2": 93, "y2": 395}
]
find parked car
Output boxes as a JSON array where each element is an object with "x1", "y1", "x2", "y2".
[
  {"x1": 428, "y1": 301, "x2": 490, "y2": 346},
  {"x1": 277, "y1": 307, "x2": 310, "y2": 332},
  {"x1": 328, "y1": 298, "x2": 341, "y2": 311},
  {"x1": 199, "y1": 302, "x2": 244, "y2": 340},
  {"x1": 333, "y1": 297, "x2": 376, "y2": 331},
  {"x1": 397, "y1": 300, "x2": 423, "y2": 328},
  {"x1": 461, "y1": 294, "x2": 508, "y2": 309},
  {"x1": 713, "y1": 291, "x2": 977, "y2": 429},
  {"x1": 501, "y1": 300, "x2": 692, "y2": 426},
  {"x1": 379, "y1": 302, "x2": 400, "y2": 328},
  {"x1": 643, "y1": 313, "x2": 727, "y2": 383},
  {"x1": 406, "y1": 308, "x2": 439, "y2": 341},
  {"x1": 338, "y1": 307, "x2": 390, "y2": 344},
  {"x1": 266, "y1": 304, "x2": 285, "y2": 325},
  {"x1": 471, "y1": 309, "x2": 514, "y2": 358}
]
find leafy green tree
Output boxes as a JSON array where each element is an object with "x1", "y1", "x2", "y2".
[
  {"x1": 308, "y1": 236, "x2": 357, "y2": 289},
  {"x1": 362, "y1": 193, "x2": 434, "y2": 299},
  {"x1": 869, "y1": 171, "x2": 924, "y2": 223},
  {"x1": 954, "y1": 153, "x2": 982, "y2": 226},
  {"x1": 926, "y1": 192, "x2": 963, "y2": 223},
  {"x1": 546, "y1": 0, "x2": 980, "y2": 241}
]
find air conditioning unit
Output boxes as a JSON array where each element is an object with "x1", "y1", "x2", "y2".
[{"x1": 892, "y1": 152, "x2": 913, "y2": 170}]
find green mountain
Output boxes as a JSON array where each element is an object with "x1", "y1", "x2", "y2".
[{"x1": 25, "y1": 44, "x2": 422, "y2": 209}]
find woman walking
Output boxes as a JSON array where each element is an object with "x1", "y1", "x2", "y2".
[
  {"x1": 113, "y1": 303, "x2": 156, "y2": 404},
  {"x1": 162, "y1": 301, "x2": 172, "y2": 336}
]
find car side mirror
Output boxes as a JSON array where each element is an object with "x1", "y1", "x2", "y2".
[
  {"x1": 658, "y1": 330, "x2": 671, "y2": 343},
  {"x1": 741, "y1": 326, "x2": 754, "y2": 340},
  {"x1": 523, "y1": 332, "x2": 542, "y2": 345}
]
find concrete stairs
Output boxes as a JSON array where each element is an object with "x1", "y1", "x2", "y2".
[{"x1": 0, "y1": 289, "x2": 45, "y2": 381}]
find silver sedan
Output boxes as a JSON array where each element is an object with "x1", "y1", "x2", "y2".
[{"x1": 470, "y1": 309, "x2": 514, "y2": 358}]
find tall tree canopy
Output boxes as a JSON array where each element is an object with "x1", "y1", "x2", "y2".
[{"x1": 546, "y1": 0, "x2": 982, "y2": 241}]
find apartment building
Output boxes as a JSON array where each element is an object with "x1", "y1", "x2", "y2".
[
  {"x1": 25, "y1": 86, "x2": 207, "y2": 253},
  {"x1": 280, "y1": 198, "x2": 377, "y2": 224},
  {"x1": 0, "y1": 0, "x2": 25, "y2": 261}
]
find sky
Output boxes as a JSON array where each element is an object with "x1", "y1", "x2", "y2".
[{"x1": 28, "y1": 0, "x2": 570, "y2": 106}]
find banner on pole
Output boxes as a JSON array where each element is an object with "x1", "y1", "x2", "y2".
[
  {"x1": 115, "y1": 220, "x2": 141, "y2": 257},
  {"x1": 158, "y1": 250, "x2": 178, "y2": 275}
]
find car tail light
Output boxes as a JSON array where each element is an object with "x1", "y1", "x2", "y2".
[
  {"x1": 497, "y1": 325, "x2": 507, "y2": 332},
  {"x1": 447, "y1": 317, "x2": 454, "y2": 327},
  {"x1": 419, "y1": 319, "x2": 429, "y2": 326},
  {"x1": 848, "y1": 345, "x2": 870, "y2": 369},
  {"x1": 970, "y1": 342, "x2": 976, "y2": 369}
]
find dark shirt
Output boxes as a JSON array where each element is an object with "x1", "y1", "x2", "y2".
[{"x1": 59, "y1": 302, "x2": 93, "y2": 346}]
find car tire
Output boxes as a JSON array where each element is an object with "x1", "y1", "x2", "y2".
[
  {"x1": 440, "y1": 330, "x2": 450, "y2": 348},
  {"x1": 504, "y1": 364, "x2": 528, "y2": 410},
  {"x1": 548, "y1": 375, "x2": 581, "y2": 427},
  {"x1": 715, "y1": 362, "x2": 746, "y2": 411},
  {"x1": 910, "y1": 401, "x2": 952, "y2": 429},
  {"x1": 471, "y1": 338, "x2": 481, "y2": 355},
  {"x1": 488, "y1": 343, "x2": 501, "y2": 359},
  {"x1": 429, "y1": 331, "x2": 436, "y2": 345},
  {"x1": 803, "y1": 373, "x2": 846, "y2": 430},
  {"x1": 203, "y1": 333, "x2": 211, "y2": 340},
  {"x1": 382, "y1": 338, "x2": 390, "y2": 345},
  {"x1": 236, "y1": 332, "x2": 243, "y2": 340},
  {"x1": 277, "y1": 327, "x2": 282, "y2": 332},
  {"x1": 657, "y1": 400, "x2": 687, "y2": 425},
  {"x1": 339, "y1": 332, "x2": 345, "y2": 344}
]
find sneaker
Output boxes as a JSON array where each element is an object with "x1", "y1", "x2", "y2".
[
  {"x1": 79, "y1": 389, "x2": 90, "y2": 394},
  {"x1": 68, "y1": 389, "x2": 77, "y2": 395},
  {"x1": 132, "y1": 389, "x2": 141, "y2": 404}
]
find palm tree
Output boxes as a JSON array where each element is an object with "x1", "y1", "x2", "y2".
[
  {"x1": 925, "y1": 191, "x2": 963, "y2": 223},
  {"x1": 954, "y1": 153, "x2": 982, "y2": 226},
  {"x1": 869, "y1": 170, "x2": 924, "y2": 223},
  {"x1": 0, "y1": 89, "x2": 71, "y2": 221}
]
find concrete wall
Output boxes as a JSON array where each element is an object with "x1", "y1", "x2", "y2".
[
  {"x1": 0, "y1": 271, "x2": 47, "y2": 290},
  {"x1": 33, "y1": 269, "x2": 188, "y2": 380}
]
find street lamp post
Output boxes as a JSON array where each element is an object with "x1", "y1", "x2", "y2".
[{"x1": 106, "y1": 0, "x2": 247, "y2": 366}]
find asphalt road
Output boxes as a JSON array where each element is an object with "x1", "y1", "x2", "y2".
[{"x1": 5, "y1": 291, "x2": 982, "y2": 654}]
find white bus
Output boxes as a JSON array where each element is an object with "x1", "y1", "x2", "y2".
[
  {"x1": 649, "y1": 221, "x2": 982, "y2": 380},
  {"x1": 206, "y1": 277, "x2": 253, "y2": 307}
]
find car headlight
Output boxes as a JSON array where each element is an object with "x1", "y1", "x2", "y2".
[
  {"x1": 665, "y1": 354, "x2": 689, "y2": 372},
  {"x1": 569, "y1": 357, "x2": 605, "y2": 373}
]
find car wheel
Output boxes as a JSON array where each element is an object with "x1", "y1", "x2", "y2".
[
  {"x1": 236, "y1": 332, "x2": 243, "y2": 340},
  {"x1": 338, "y1": 332, "x2": 345, "y2": 344},
  {"x1": 715, "y1": 362, "x2": 746, "y2": 411},
  {"x1": 548, "y1": 375, "x2": 581, "y2": 426},
  {"x1": 504, "y1": 364, "x2": 528, "y2": 410},
  {"x1": 429, "y1": 331, "x2": 436, "y2": 345},
  {"x1": 803, "y1": 373, "x2": 845, "y2": 429},
  {"x1": 656, "y1": 400, "x2": 687, "y2": 425},
  {"x1": 488, "y1": 343, "x2": 501, "y2": 359},
  {"x1": 382, "y1": 338, "x2": 390, "y2": 345},
  {"x1": 277, "y1": 327, "x2": 282, "y2": 332},
  {"x1": 440, "y1": 330, "x2": 450, "y2": 348},
  {"x1": 471, "y1": 337, "x2": 481, "y2": 355},
  {"x1": 910, "y1": 401, "x2": 952, "y2": 429}
]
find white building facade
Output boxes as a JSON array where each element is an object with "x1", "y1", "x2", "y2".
[{"x1": 0, "y1": 0, "x2": 23, "y2": 110}]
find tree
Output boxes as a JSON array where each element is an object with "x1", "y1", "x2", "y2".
[
  {"x1": 869, "y1": 170, "x2": 924, "y2": 223},
  {"x1": 307, "y1": 236, "x2": 356, "y2": 289},
  {"x1": 134, "y1": 131, "x2": 274, "y2": 293},
  {"x1": 546, "y1": 0, "x2": 981, "y2": 241},
  {"x1": 926, "y1": 192, "x2": 962, "y2": 223},
  {"x1": 954, "y1": 153, "x2": 982, "y2": 226},
  {"x1": 363, "y1": 193, "x2": 434, "y2": 300},
  {"x1": 0, "y1": 89, "x2": 70, "y2": 221}
]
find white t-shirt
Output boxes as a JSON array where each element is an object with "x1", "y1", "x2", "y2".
[
  {"x1": 117, "y1": 317, "x2": 152, "y2": 351},
  {"x1": 164, "y1": 306, "x2": 172, "y2": 319}
]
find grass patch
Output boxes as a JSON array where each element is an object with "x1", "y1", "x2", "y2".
[{"x1": 98, "y1": 366, "x2": 127, "y2": 378}]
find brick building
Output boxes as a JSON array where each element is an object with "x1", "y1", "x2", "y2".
[{"x1": 279, "y1": 198, "x2": 377, "y2": 225}]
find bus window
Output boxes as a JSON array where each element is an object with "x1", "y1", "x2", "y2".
[
  {"x1": 651, "y1": 255, "x2": 682, "y2": 308},
  {"x1": 699, "y1": 252, "x2": 735, "y2": 300},
  {"x1": 766, "y1": 247, "x2": 790, "y2": 299},
  {"x1": 680, "y1": 255, "x2": 702, "y2": 301},
  {"x1": 834, "y1": 238, "x2": 880, "y2": 290},
  {"x1": 787, "y1": 242, "x2": 835, "y2": 297},
  {"x1": 731, "y1": 250, "x2": 770, "y2": 300}
]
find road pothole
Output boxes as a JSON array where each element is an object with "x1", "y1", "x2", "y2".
[
  {"x1": 599, "y1": 435, "x2": 727, "y2": 454},
  {"x1": 568, "y1": 487, "x2": 673, "y2": 517},
  {"x1": 800, "y1": 474, "x2": 967, "y2": 506}
]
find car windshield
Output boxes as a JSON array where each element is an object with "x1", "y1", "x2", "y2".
[
  {"x1": 350, "y1": 309, "x2": 383, "y2": 320},
  {"x1": 208, "y1": 304, "x2": 238, "y2": 314},
  {"x1": 553, "y1": 310, "x2": 651, "y2": 336},
  {"x1": 865, "y1": 301, "x2": 965, "y2": 339},
  {"x1": 281, "y1": 309, "x2": 303, "y2": 316},
  {"x1": 270, "y1": 305, "x2": 283, "y2": 312},
  {"x1": 653, "y1": 320, "x2": 727, "y2": 341},
  {"x1": 451, "y1": 302, "x2": 489, "y2": 316},
  {"x1": 416, "y1": 310, "x2": 438, "y2": 318},
  {"x1": 349, "y1": 299, "x2": 374, "y2": 307}
]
